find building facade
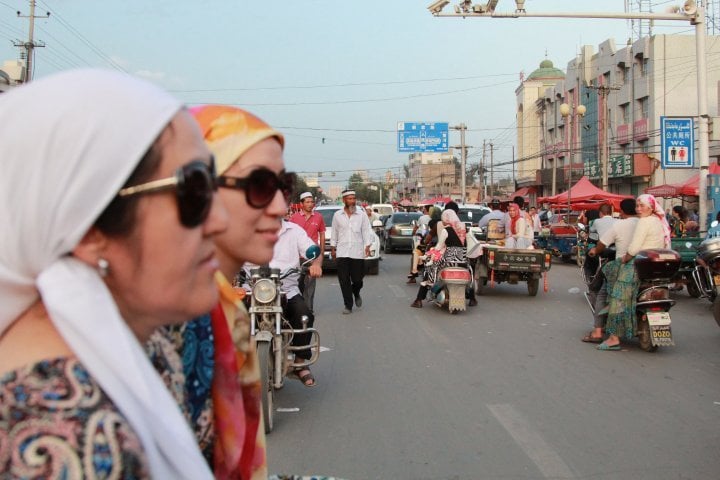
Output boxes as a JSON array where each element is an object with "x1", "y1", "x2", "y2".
[{"x1": 518, "y1": 34, "x2": 720, "y2": 198}]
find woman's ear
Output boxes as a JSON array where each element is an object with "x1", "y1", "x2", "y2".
[{"x1": 72, "y1": 227, "x2": 109, "y2": 267}]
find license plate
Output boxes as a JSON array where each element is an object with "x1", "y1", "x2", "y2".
[
  {"x1": 714, "y1": 274, "x2": 720, "y2": 286},
  {"x1": 251, "y1": 306, "x2": 281, "y2": 313},
  {"x1": 647, "y1": 312, "x2": 674, "y2": 346},
  {"x1": 401, "y1": 229, "x2": 413, "y2": 236},
  {"x1": 647, "y1": 311, "x2": 671, "y2": 326}
]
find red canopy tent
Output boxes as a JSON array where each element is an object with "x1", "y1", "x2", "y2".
[
  {"x1": 537, "y1": 176, "x2": 633, "y2": 209},
  {"x1": 644, "y1": 163, "x2": 720, "y2": 197},
  {"x1": 419, "y1": 196, "x2": 452, "y2": 205}
]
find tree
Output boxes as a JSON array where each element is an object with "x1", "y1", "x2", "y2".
[{"x1": 291, "y1": 176, "x2": 326, "y2": 204}]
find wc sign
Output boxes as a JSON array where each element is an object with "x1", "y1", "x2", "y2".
[{"x1": 660, "y1": 117, "x2": 694, "y2": 168}]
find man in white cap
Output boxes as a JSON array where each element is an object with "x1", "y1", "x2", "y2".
[
  {"x1": 331, "y1": 189, "x2": 373, "y2": 314},
  {"x1": 289, "y1": 191, "x2": 325, "y2": 312}
]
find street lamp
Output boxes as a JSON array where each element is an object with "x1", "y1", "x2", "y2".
[
  {"x1": 427, "y1": 0, "x2": 711, "y2": 232},
  {"x1": 560, "y1": 102, "x2": 586, "y2": 213}
]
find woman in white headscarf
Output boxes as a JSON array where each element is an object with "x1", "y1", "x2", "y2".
[
  {"x1": 0, "y1": 69, "x2": 227, "y2": 478},
  {"x1": 411, "y1": 209, "x2": 467, "y2": 308},
  {"x1": 598, "y1": 193, "x2": 670, "y2": 351}
]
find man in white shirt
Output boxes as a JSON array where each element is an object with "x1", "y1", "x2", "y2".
[
  {"x1": 589, "y1": 204, "x2": 617, "y2": 241},
  {"x1": 331, "y1": 190, "x2": 374, "y2": 314},
  {"x1": 582, "y1": 199, "x2": 638, "y2": 343},
  {"x1": 244, "y1": 220, "x2": 322, "y2": 386}
]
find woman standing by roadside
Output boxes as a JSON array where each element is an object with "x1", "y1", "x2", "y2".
[
  {"x1": 0, "y1": 69, "x2": 225, "y2": 478},
  {"x1": 597, "y1": 194, "x2": 670, "y2": 351}
]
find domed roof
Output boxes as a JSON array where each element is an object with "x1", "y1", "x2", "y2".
[{"x1": 527, "y1": 59, "x2": 565, "y2": 80}]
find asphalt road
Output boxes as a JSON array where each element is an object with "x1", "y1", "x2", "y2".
[{"x1": 267, "y1": 252, "x2": 720, "y2": 480}]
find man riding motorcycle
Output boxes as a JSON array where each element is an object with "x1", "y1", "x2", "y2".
[{"x1": 244, "y1": 220, "x2": 322, "y2": 386}]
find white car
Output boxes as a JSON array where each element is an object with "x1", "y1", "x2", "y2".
[
  {"x1": 456, "y1": 204, "x2": 492, "y2": 229},
  {"x1": 315, "y1": 205, "x2": 381, "y2": 275}
]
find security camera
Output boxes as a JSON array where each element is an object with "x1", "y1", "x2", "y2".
[{"x1": 427, "y1": 0, "x2": 450, "y2": 14}]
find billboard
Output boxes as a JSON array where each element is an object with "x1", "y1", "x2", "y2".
[{"x1": 397, "y1": 122, "x2": 449, "y2": 153}]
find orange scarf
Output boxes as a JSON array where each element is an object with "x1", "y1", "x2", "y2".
[{"x1": 211, "y1": 273, "x2": 267, "y2": 479}]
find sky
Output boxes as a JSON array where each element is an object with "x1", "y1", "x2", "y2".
[{"x1": 0, "y1": 0, "x2": 702, "y2": 192}]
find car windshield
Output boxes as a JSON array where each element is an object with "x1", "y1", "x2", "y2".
[
  {"x1": 391, "y1": 213, "x2": 420, "y2": 224},
  {"x1": 458, "y1": 209, "x2": 489, "y2": 223},
  {"x1": 319, "y1": 208, "x2": 340, "y2": 226}
]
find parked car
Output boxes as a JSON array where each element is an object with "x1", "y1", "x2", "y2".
[
  {"x1": 381, "y1": 211, "x2": 422, "y2": 253},
  {"x1": 371, "y1": 203, "x2": 394, "y2": 216},
  {"x1": 315, "y1": 205, "x2": 381, "y2": 275}
]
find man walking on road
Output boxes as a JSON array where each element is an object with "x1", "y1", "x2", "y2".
[
  {"x1": 331, "y1": 189, "x2": 373, "y2": 314},
  {"x1": 289, "y1": 191, "x2": 325, "y2": 312}
]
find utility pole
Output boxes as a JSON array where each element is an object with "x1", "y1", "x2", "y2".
[
  {"x1": 14, "y1": 1, "x2": 49, "y2": 83},
  {"x1": 490, "y1": 142, "x2": 495, "y2": 198},
  {"x1": 451, "y1": 123, "x2": 468, "y2": 203},
  {"x1": 480, "y1": 139, "x2": 487, "y2": 203},
  {"x1": 589, "y1": 83, "x2": 621, "y2": 190}
]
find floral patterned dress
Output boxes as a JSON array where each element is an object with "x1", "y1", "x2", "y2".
[{"x1": 0, "y1": 358, "x2": 149, "y2": 479}]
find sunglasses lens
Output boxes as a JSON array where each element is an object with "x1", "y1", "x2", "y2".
[
  {"x1": 178, "y1": 161, "x2": 215, "y2": 227},
  {"x1": 281, "y1": 172, "x2": 296, "y2": 202},
  {"x1": 246, "y1": 169, "x2": 294, "y2": 208}
]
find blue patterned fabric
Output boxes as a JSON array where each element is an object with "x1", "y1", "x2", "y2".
[{"x1": 182, "y1": 314, "x2": 215, "y2": 424}]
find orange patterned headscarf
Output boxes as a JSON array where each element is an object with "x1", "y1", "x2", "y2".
[{"x1": 190, "y1": 105, "x2": 284, "y2": 175}]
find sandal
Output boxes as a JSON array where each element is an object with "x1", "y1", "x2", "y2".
[
  {"x1": 581, "y1": 332, "x2": 603, "y2": 343},
  {"x1": 596, "y1": 342, "x2": 621, "y2": 351},
  {"x1": 294, "y1": 368, "x2": 316, "y2": 387}
]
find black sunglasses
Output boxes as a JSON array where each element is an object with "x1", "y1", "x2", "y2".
[
  {"x1": 118, "y1": 157, "x2": 217, "y2": 228},
  {"x1": 217, "y1": 168, "x2": 296, "y2": 209}
]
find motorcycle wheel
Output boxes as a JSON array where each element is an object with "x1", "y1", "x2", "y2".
[
  {"x1": 637, "y1": 315, "x2": 658, "y2": 352},
  {"x1": 713, "y1": 297, "x2": 720, "y2": 328},
  {"x1": 686, "y1": 274, "x2": 701, "y2": 298},
  {"x1": 257, "y1": 340, "x2": 275, "y2": 433},
  {"x1": 527, "y1": 277, "x2": 539, "y2": 296}
]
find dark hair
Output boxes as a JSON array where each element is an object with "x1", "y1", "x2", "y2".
[
  {"x1": 620, "y1": 198, "x2": 637, "y2": 215},
  {"x1": 513, "y1": 196, "x2": 525, "y2": 209},
  {"x1": 444, "y1": 201, "x2": 459, "y2": 213},
  {"x1": 93, "y1": 131, "x2": 166, "y2": 236},
  {"x1": 585, "y1": 209, "x2": 600, "y2": 222},
  {"x1": 672, "y1": 205, "x2": 688, "y2": 221},
  {"x1": 599, "y1": 204, "x2": 612, "y2": 215}
]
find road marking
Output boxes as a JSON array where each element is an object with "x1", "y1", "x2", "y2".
[
  {"x1": 488, "y1": 403, "x2": 574, "y2": 479},
  {"x1": 277, "y1": 407, "x2": 300, "y2": 413},
  {"x1": 319, "y1": 346, "x2": 332, "y2": 352},
  {"x1": 389, "y1": 284, "x2": 406, "y2": 298}
]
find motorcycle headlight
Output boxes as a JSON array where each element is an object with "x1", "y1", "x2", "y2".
[{"x1": 252, "y1": 278, "x2": 277, "y2": 303}]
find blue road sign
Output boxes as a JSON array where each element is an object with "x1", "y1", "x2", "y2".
[
  {"x1": 397, "y1": 122, "x2": 449, "y2": 153},
  {"x1": 660, "y1": 117, "x2": 694, "y2": 168}
]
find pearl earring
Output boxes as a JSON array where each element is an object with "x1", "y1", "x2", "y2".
[{"x1": 97, "y1": 258, "x2": 110, "y2": 277}]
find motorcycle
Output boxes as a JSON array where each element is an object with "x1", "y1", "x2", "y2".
[
  {"x1": 421, "y1": 250, "x2": 473, "y2": 314},
  {"x1": 587, "y1": 249, "x2": 680, "y2": 352},
  {"x1": 243, "y1": 246, "x2": 321, "y2": 433},
  {"x1": 691, "y1": 229, "x2": 720, "y2": 327}
]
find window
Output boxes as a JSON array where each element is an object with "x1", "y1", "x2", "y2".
[
  {"x1": 620, "y1": 103, "x2": 630, "y2": 124},
  {"x1": 637, "y1": 96, "x2": 649, "y2": 119}
]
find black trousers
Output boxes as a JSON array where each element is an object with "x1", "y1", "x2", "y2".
[
  {"x1": 285, "y1": 294, "x2": 315, "y2": 360},
  {"x1": 336, "y1": 257, "x2": 364, "y2": 310}
]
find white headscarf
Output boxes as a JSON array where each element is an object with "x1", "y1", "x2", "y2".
[{"x1": 0, "y1": 69, "x2": 212, "y2": 479}]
